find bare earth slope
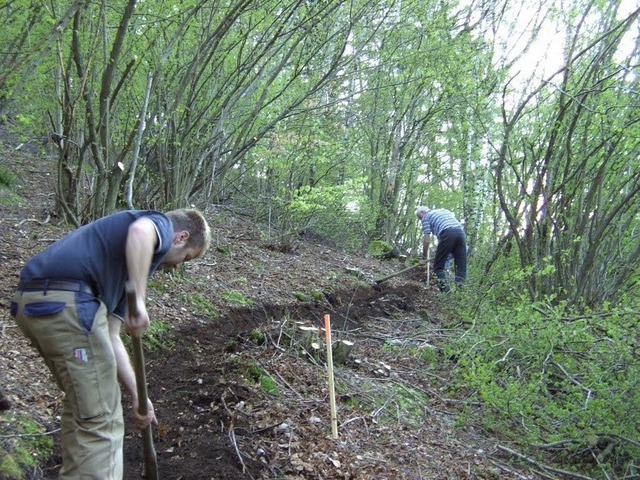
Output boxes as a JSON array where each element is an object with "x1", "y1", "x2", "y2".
[{"x1": 0, "y1": 138, "x2": 543, "y2": 479}]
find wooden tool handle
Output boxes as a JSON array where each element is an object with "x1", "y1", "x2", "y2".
[
  {"x1": 375, "y1": 262, "x2": 425, "y2": 284},
  {"x1": 125, "y1": 281, "x2": 159, "y2": 480}
]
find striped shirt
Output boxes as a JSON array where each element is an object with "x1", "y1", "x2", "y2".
[{"x1": 421, "y1": 208, "x2": 463, "y2": 238}]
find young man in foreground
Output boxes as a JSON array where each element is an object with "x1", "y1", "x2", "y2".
[{"x1": 11, "y1": 208, "x2": 211, "y2": 479}]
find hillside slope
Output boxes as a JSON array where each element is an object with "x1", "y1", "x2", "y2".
[{"x1": 0, "y1": 137, "x2": 542, "y2": 479}]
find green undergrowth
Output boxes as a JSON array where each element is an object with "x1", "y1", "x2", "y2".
[
  {"x1": 121, "y1": 318, "x2": 172, "y2": 352},
  {"x1": 345, "y1": 378, "x2": 430, "y2": 426},
  {"x1": 236, "y1": 358, "x2": 280, "y2": 396},
  {"x1": 0, "y1": 164, "x2": 20, "y2": 205},
  {"x1": 150, "y1": 273, "x2": 219, "y2": 317},
  {"x1": 448, "y1": 278, "x2": 640, "y2": 478},
  {"x1": 368, "y1": 239, "x2": 394, "y2": 256},
  {"x1": 222, "y1": 291, "x2": 253, "y2": 306},
  {"x1": 293, "y1": 291, "x2": 310, "y2": 302},
  {"x1": 383, "y1": 339, "x2": 438, "y2": 365},
  {"x1": 0, "y1": 165, "x2": 17, "y2": 188},
  {"x1": 0, "y1": 413, "x2": 54, "y2": 480},
  {"x1": 175, "y1": 291, "x2": 220, "y2": 317},
  {"x1": 186, "y1": 292, "x2": 220, "y2": 316}
]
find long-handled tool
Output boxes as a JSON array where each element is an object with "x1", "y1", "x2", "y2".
[
  {"x1": 425, "y1": 244, "x2": 431, "y2": 285},
  {"x1": 375, "y1": 262, "x2": 425, "y2": 285},
  {"x1": 125, "y1": 281, "x2": 159, "y2": 480}
]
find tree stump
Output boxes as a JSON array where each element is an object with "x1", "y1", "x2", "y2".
[{"x1": 331, "y1": 339, "x2": 354, "y2": 365}]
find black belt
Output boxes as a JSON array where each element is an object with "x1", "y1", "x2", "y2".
[{"x1": 18, "y1": 279, "x2": 95, "y2": 296}]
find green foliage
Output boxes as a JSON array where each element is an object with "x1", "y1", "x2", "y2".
[
  {"x1": 368, "y1": 239, "x2": 394, "y2": 256},
  {"x1": 167, "y1": 283, "x2": 219, "y2": 317},
  {"x1": 266, "y1": 179, "x2": 373, "y2": 249},
  {"x1": 293, "y1": 291, "x2": 310, "y2": 302},
  {"x1": 185, "y1": 293, "x2": 220, "y2": 317},
  {"x1": 348, "y1": 376, "x2": 430, "y2": 426},
  {"x1": 0, "y1": 2, "x2": 61, "y2": 126},
  {"x1": 224, "y1": 338, "x2": 239, "y2": 353},
  {"x1": 0, "y1": 165, "x2": 22, "y2": 205},
  {"x1": 412, "y1": 345, "x2": 437, "y2": 363},
  {"x1": 389, "y1": 383, "x2": 430, "y2": 426},
  {"x1": 222, "y1": 291, "x2": 253, "y2": 306},
  {"x1": 451, "y1": 272, "x2": 640, "y2": 477},
  {"x1": 0, "y1": 166, "x2": 16, "y2": 188},
  {"x1": 144, "y1": 320, "x2": 172, "y2": 351},
  {"x1": 383, "y1": 341, "x2": 439, "y2": 369},
  {"x1": 249, "y1": 329, "x2": 266, "y2": 346},
  {"x1": 0, "y1": 414, "x2": 54, "y2": 480},
  {"x1": 489, "y1": 3, "x2": 640, "y2": 307},
  {"x1": 258, "y1": 374, "x2": 279, "y2": 395},
  {"x1": 15, "y1": 114, "x2": 35, "y2": 129},
  {"x1": 238, "y1": 358, "x2": 279, "y2": 396},
  {"x1": 122, "y1": 319, "x2": 171, "y2": 352},
  {"x1": 0, "y1": 189, "x2": 21, "y2": 206},
  {"x1": 0, "y1": 453, "x2": 22, "y2": 480}
]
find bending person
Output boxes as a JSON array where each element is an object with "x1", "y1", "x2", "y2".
[
  {"x1": 416, "y1": 206, "x2": 467, "y2": 293},
  {"x1": 11, "y1": 208, "x2": 211, "y2": 479}
]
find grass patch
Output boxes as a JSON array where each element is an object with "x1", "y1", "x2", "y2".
[
  {"x1": 122, "y1": 318, "x2": 172, "y2": 352},
  {"x1": 0, "y1": 166, "x2": 17, "y2": 188},
  {"x1": 232, "y1": 358, "x2": 280, "y2": 397},
  {"x1": 351, "y1": 380, "x2": 430, "y2": 426},
  {"x1": 173, "y1": 291, "x2": 219, "y2": 317},
  {"x1": 249, "y1": 328, "x2": 266, "y2": 345},
  {"x1": 237, "y1": 358, "x2": 279, "y2": 396},
  {"x1": 147, "y1": 278, "x2": 171, "y2": 295},
  {"x1": 382, "y1": 340, "x2": 438, "y2": 365},
  {"x1": 293, "y1": 291, "x2": 310, "y2": 302},
  {"x1": 222, "y1": 291, "x2": 253, "y2": 306},
  {"x1": 401, "y1": 343, "x2": 438, "y2": 364},
  {"x1": 391, "y1": 383, "x2": 430, "y2": 423},
  {"x1": 368, "y1": 239, "x2": 394, "y2": 256},
  {"x1": 0, "y1": 414, "x2": 54, "y2": 480},
  {"x1": 187, "y1": 292, "x2": 220, "y2": 317},
  {"x1": 0, "y1": 165, "x2": 21, "y2": 205},
  {"x1": 0, "y1": 189, "x2": 22, "y2": 206},
  {"x1": 344, "y1": 378, "x2": 430, "y2": 426}
]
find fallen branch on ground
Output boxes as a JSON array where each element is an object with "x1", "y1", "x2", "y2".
[
  {"x1": 0, "y1": 428, "x2": 60, "y2": 438},
  {"x1": 15, "y1": 215, "x2": 50, "y2": 227},
  {"x1": 497, "y1": 444, "x2": 593, "y2": 480}
]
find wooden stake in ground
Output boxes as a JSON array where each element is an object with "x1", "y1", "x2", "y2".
[
  {"x1": 426, "y1": 243, "x2": 431, "y2": 285},
  {"x1": 323, "y1": 313, "x2": 338, "y2": 439},
  {"x1": 125, "y1": 281, "x2": 159, "y2": 480}
]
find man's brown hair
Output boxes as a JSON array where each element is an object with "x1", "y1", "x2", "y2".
[{"x1": 165, "y1": 208, "x2": 211, "y2": 258}]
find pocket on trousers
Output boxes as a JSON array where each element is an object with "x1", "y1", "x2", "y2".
[
  {"x1": 23, "y1": 301, "x2": 66, "y2": 317},
  {"x1": 75, "y1": 292, "x2": 101, "y2": 332},
  {"x1": 65, "y1": 358, "x2": 105, "y2": 419}
]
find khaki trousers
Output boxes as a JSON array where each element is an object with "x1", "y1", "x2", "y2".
[{"x1": 12, "y1": 289, "x2": 123, "y2": 479}]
